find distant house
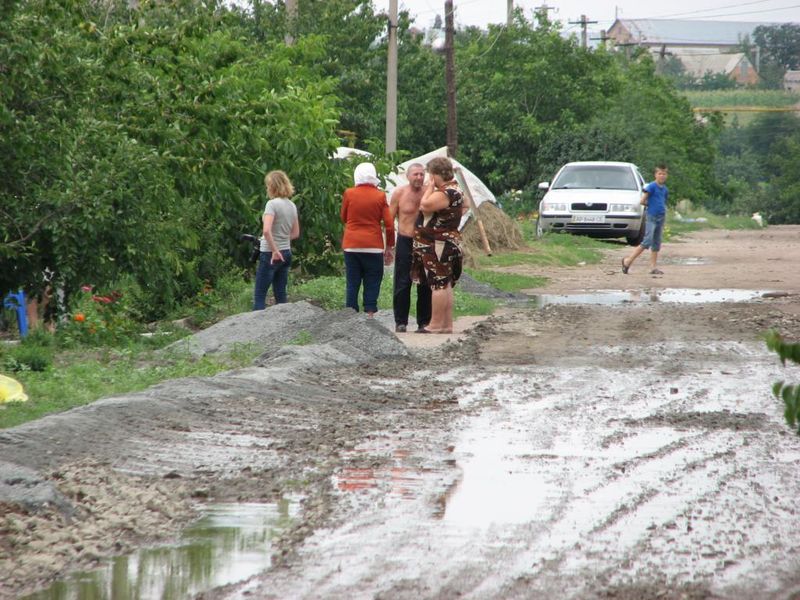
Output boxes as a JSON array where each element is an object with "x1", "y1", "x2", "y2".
[
  {"x1": 679, "y1": 52, "x2": 760, "y2": 85},
  {"x1": 606, "y1": 19, "x2": 770, "y2": 84},
  {"x1": 606, "y1": 18, "x2": 772, "y2": 52},
  {"x1": 784, "y1": 70, "x2": 800, "y2": 91}
]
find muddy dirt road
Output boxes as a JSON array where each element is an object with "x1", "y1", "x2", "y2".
[{"x1": 2, "y1": 226, "x2": 800, "y2": 600}]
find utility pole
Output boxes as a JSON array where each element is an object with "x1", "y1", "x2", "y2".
[
  {"x1": 569, "y1": 14, "x2": 597, "y2": 49},
  {"x1": 285, "y1": 0, "x2": 297, "y2": 46},
  {"x1": 385, "y1": 0, "x2": 398, "y2": 153},
  {"x1": 590, "y1": 30, "x2": 610, "y2": 48},
  {"x1": 444, "y1": 0, "x2": 457, "y2": 158},
  {"x1": 535, "y1": 3, "x2": 557, "y2": 25},
  {"x1": 507, "y1": 0, "x2": 513, "y2": 26}
]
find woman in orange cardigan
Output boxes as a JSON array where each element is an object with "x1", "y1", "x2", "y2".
[{"x1": 340, "y1": 163, "x2": 395, "y2": 315}]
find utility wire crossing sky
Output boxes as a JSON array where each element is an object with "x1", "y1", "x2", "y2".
[{"x1": 374, "y1": 0, "x2": 800, "y2": 29}]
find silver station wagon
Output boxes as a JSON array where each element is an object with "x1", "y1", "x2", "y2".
[{"x1": 536, "y1": 161, "x2": 646, "y2": 246}]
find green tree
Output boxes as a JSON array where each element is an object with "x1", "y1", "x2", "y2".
[
  {"x1": 454, "y1": 17, "x2": 623, "y2": 191},
  {"x1": 241, "y1": 0, "x2": 389, "y2": 148},
  {"x1": 596, "y1": 54, "x2": 721, "y2": 205},
  {"x1": 1, "y1": 0, "x2": 350, "y2": 317},
  {"x1": 752, "y1": 24, "x2": 800, "y2": 88}
]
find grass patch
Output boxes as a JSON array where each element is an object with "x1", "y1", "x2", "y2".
[
  {"x1": 474, "y1": 231, "x2": 608, "y2": 269},
  {"x1": 0, "y1": 343, "x2": 260, "y2": 429},
  {"x1": 681, "y1": 90, "x2": 800, "y2": 126},
  {"x1": 288, "y1": 330, "x2": 314, "y2": 345},
  {"x1": 666, "y1": 209, "x2": 763, "y2": 240},
  {"x1": 683, "y1": 89, "x2": 800, "y2": 108}
]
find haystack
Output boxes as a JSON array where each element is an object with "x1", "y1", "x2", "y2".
[{"x1": 461, "y1": 202, "x2": 525, "y2": 267}]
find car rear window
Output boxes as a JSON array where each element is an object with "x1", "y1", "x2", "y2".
[{"x1": 552, "y1": 165, "x2": 638, "y2": 191}]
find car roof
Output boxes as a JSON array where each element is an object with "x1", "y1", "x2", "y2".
[{"x1": 561, "y1": 161, "x2": 638, "y2": 168}]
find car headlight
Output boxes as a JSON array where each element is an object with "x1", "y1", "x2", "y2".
[
  {"x1": 541, "y1": 202, "x2": 567, "y2": 212},
  {"x1": 610, "y1": 203, "x2": 638, "y2": 213}
]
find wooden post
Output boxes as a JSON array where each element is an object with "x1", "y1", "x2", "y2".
[
  {"x1": 444, "y1": 0, "x2": 457, "y2": 158},
  {"x1": 455, "y1": 167, "x2": 492, "y2": 256},
  {"x1": 285, "y1": 0, "x2": 297, "y2": 45},
  {"x1": 385, "y1": 0, "x2": 398, "y2": 153}
]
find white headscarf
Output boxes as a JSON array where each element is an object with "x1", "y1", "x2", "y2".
[{"x1": 353, "y1": 162, "x2": 380, "y2": 187}]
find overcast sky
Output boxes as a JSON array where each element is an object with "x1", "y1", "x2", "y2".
[{"x1": 373, "y1": 0, "x2": 800, "y2": 32}]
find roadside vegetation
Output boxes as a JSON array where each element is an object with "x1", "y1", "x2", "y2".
[
  {"x1": 766, "y1": 330, "x2": 800, "y2": 435},
  {"x1": 0, "y1": 227, "x2": 620, "y2": 428},
  {"x1": 1, "y1": 1, "x2": 797, "y2": 428}
]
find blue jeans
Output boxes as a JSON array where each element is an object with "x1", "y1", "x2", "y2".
[
  {"x1": 344, "y1": 252, "x2": 383, "y2": 313},
  {"x1": 642, "y1": 214, "x2": 665, "y2": 251},
  {"x1": 253, "y1": 250, "x2": 292, "y2": 310}
]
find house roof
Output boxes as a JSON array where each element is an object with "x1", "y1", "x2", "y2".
[
  {"x1": 612, "y1": 19, "x2": 776, "y2": 46},
  {"x1": 677, "y1": 52, "x2": 748, "y2": 77}
]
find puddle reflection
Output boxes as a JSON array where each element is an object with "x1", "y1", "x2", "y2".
[
  {"x1": 534, "y1": 288, "x2": 772, "y2": 306},
  {"x1": 335, "y1": 448, "x2": 428, "y2": 499},
  {"x1": 663, "y1": 257, "x2": 710, "y2": 266},
  {"x1": 25, "y1": 502, "x2": 296, "y2": 600},
  {"x1": 442, "y1": 431, "x2": 552, "y2": 527}
]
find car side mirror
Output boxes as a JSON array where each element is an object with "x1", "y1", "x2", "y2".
[{"x1": 538, "y1": 182, "x2": 550, "y2": 190}]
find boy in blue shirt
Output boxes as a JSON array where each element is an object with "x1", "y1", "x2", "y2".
[{"x1": 622, "y1": 165, "x2": 668, "y2": 275}]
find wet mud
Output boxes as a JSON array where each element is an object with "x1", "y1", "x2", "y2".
[{"x1": 2, "y1": 227, "x2": 800, "y2": 599}]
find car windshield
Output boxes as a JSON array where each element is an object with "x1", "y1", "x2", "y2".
[{"x1": 552, "y1": 165, "x2": 638, "y2": 191}]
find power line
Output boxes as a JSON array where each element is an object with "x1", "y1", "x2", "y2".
[
  {"x1": 682, "y1": 3, "x2": 800, "y2": 19},
  {"x1": 474, "y1": 24, "x2": 508, "y2": 58},
  {"x1": 652, "y1": 0, "x2": 783, "y2": 19}
]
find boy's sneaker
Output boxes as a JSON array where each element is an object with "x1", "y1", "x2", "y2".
[{"x1": 395, "y1": 324, "x2": 407, "y2": 333}]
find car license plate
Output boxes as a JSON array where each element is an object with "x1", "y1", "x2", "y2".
[{"x1": 572, "y1": 215, "x2": 605, "y2": 223}]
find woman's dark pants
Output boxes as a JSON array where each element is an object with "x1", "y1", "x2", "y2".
[{"x1": 344, "y1": 252, "x2": 383, "y2": 313}]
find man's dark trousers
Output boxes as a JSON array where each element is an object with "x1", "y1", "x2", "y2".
[{"x1": 393, "y1": 234, "x2": 431, "y2": 329}]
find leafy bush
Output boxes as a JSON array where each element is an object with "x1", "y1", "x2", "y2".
[
  {"x1": 57, "y1": 285, "x2": 142, "y2": 347},
  {"x1": 175, "y1": 272, "x2": 252, "y2": 329},
  {"x1": 498, "y1": 189, "x2": 540, "y2": 219},
  {"x1": 766, "y1": 330, "x2": 800, "y2": 434},
  {"x1": 2, "y1": 336, "x2": 54, "y2": 372}
]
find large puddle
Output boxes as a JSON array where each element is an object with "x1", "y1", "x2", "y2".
[
  {"x1": 662, "y1": 256, "x2": 710, "y2": 266},
  {"x1": 533, "y1": 288, "x2": 774, "y2": 306},
  {"x1": 25, "y1": 501, "x2": 296, "y2": 600},
  {"x1": 304, "y1": 346, "x2": 800, "y2": 598}
]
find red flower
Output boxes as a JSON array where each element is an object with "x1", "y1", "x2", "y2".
[
  {"x1": 81, "y1": 285, "x2": 94, "y2": 292},
  {"x1": 92, "y1": 295, "x2": 113, "y2": 304}
]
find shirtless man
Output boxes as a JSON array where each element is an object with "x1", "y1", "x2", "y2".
[{"x1": 389, "y1": 163, "x2": 431, "y2": 333}]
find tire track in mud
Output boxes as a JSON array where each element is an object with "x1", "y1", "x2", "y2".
[{"x1": 230, "y1": 305, "x2": 800, "y2": 600}]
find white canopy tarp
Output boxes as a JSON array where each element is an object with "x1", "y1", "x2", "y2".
[
  {"x1": 386, "y1": 147, "x2": 497, "y2": 208},
  {"x1": 332, "y1": 146, "x2": 373, "y2": 160},
  {"x1": 334, "y1": 146, "x2": 497, "y2": 208}
]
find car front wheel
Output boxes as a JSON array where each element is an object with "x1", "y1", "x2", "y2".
[{"x1": 626, "y1": 219, "x2": 646, "y2": 246}]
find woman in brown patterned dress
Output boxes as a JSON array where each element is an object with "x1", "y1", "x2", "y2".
[{"x1": 411, "y1": 156, "x2": 466, "y2": 334}]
